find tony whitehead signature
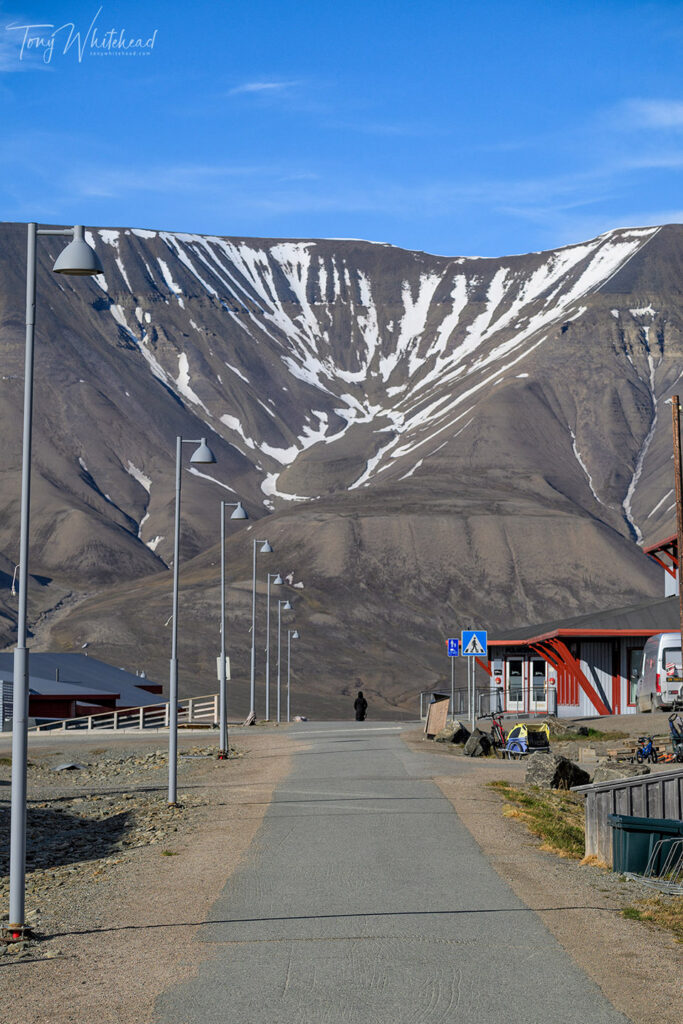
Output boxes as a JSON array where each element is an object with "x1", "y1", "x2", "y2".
[{"x1": 6, "y1": 6, "x2": 158, "y2": 63}]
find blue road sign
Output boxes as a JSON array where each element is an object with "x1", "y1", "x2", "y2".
[
  {"x1": 462, "y1": 630, "x2": 487, "y2": 656},
  {"x1": 447, "y1": 638, "x2": 459, "y2": 657}
]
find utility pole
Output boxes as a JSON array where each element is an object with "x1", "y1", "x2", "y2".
[{"x1": 671, "y1": 396, "x2": 683, "y2": 643}]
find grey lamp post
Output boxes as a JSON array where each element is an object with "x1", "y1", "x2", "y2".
[
  {"x1": 276, "y1": 599, "x2": 292, "y2": 724},
  {"x1": 287, "y1": 629, "x2": 299, "y2": 723},
  {"x1": 219, "y1": 500, "x2": 248, "y2": 758},
  {"x1": 250, "y1": 538, "x2": 273, "y2": 717},
  {"x1": 7, "y1": 223, "x2": 102, "y2": 940},
  {"x1": 265, "y1": 572, "x2": 283, "y2": 721},
  {"x1": 168, "y1": 436, "x2": 217, "y2": 806}
]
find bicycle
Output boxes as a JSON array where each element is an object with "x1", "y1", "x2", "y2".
[
  {"x1": 480, "y1": 712, "x2": 507, "y2": 756},
  {"x1": 635, "y1": 735, "x2": 659, "y2": 764}
]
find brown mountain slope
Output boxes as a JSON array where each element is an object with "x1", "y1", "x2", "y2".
[{"x1": 1, "y1": 222, "x2": 679, "y2": 714}]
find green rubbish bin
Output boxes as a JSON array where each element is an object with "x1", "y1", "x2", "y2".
[{"x1": 608, "y1": 814, "x2": 683, "y2": 874}]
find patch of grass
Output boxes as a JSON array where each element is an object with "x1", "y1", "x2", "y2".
[
  {"x1": 487, "y1": 779, "x2": 585, "y2": 858},
  {"x1": 621, "y1": 896, "x2": 683, "y2": 941},
  {"x1": 0, "y1": 756, "x2": 11, "y2": 766},
  {"x1": 161, "y1": 850, "x2": 178, "y2": 857}
]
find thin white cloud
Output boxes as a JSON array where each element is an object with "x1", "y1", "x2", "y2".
[
  {"x1": 69, "y1": 162, "x2": 279, "y2": 198},
  {"x1": 616, "y1": 98, "x2": 683, "y2": 130},
  {"x1": 331, "y1": 119, "x2": 444, "y2": 138},
  {"x1": 0, "y1": 15, "x2": 51, "y2": 71},
  {"x1": 228, "y1": 80, "x2": 300, "y2": 96}
]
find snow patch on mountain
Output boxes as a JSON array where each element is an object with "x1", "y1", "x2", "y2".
[
  {"x1": 570, "y1": 430, "x2": 602, "y2": 505},
  {"x1": 220, "y1": 414, "x2": 256, "y2": 449},
  {"x1": 187, "y1": 467, "x2": 236, "y2": 492},
  {"x1": 648, "y1": 489, "x2": 674, "y2": 519},
  {"x1": 127, "y1": 462, "x2": 151, "y2": 492},
  {"x1": 88, "y1": 225, "x2": 662, "y2": 515},
  {"x1": 176, "y1": 353, "x2": 210, "y2": 414},
  {"x1": 157, "y1": 259, "x2": 184, "y2": 307}
]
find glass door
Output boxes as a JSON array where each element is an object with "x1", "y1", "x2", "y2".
[
  {"x1": 506, "y1": 658, "x2": 525, "y2": 712},
  {"x1": 529, "y1": 659, "x2": 547, "y2": 712}
]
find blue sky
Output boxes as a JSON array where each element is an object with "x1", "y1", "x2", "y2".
[{"x1": 1, "y1": 0, "x2": 682, "y2": 256}]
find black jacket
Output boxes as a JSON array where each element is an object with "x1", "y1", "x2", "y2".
[{"x1": 354, "y1": 695, "x2": 368, "y2": 720}]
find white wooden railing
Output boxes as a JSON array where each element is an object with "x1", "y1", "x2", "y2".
[{"x1": 29, "y1": 693, "x2": 220, "y2": 733}]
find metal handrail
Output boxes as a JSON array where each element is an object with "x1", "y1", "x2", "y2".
[
  {"x1": 626, "y1": 837, "x2": 683, "y2": 895},
  {"x1": 28, "y1": 693, "x2": 220, "y2": 733}
]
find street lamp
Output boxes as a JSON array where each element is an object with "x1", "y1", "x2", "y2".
[
  {"x1": 218, "y1": 500, "x2": 248, "y2": 759},
  {"x1": 7, "y1": 223, "x2": 103, "y2": 940},
  {"x1": 250, "y1": 538, "x2": 273, "y2": 717},
  {"x1": 265, "y1": 572, "x2": 283, "y2": 721},
  {"x1": 287, "y1": 629, "x2": 299, "y2": 723},
  {"x1": 276, "y1": 598, "x2": 292, "y2": 723},
  {"x1": 168, "y1": 436, "x2": 217, "y2": 806}
]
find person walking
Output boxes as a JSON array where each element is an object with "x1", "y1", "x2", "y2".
[{"x1": 354, "y1": 690, "x2": 368, "y2": 721}]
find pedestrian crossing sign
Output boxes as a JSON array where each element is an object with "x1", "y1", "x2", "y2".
[{"x1": 462, "y1": 630, "x2": 487, "y2": 656}]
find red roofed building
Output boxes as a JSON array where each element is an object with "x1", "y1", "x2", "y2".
[{"x1": 485, "y1": 534, "x2": 681, "y2": 717}]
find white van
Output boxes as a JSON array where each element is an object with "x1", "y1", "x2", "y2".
[{"x1": 636, "y1": 632, "x2": 683, "y2": 711}]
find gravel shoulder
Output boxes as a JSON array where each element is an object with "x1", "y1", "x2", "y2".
[
  {"x1": 402, "y1": 730, "x2": 681, "y2": 1024},
  {"x1": 0, "y1": 729, "x2": 296, "y2": 1024}
]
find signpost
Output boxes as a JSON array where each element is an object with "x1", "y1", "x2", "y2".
[
  {"x1": 446, "y1": 639, "x2": 459, "y2": 717},
  {"x1": 462, "y1": 630, "x2": 487, "y2": 729},
  {"x1": 462, "y1": 630, "x2": 487, "y2": 656}
]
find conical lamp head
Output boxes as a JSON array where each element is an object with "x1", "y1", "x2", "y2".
[
  {"x1": 260, "y1": 541, "x2": 273, "y2": 553},
  {"x1": 291, "y1": 630, "x2": 299, "y2": 639},
  {"x1": 283, "y1": 600, "x2": 292, "y2": 610},
  {"x1": 53, "y1": 225, "x2": 104, "y2": 276},
  {"x1": 273, "y1": 574, "x2": 283, "y2": 585},
  {"x1": 230, "y1": 502, "x2": 248, "y2": 519},
  {"x1": 190, "y1": 438, "x2": 216, "y2": 464}
]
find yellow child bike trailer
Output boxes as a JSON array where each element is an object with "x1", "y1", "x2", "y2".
[{"x1": 504, "y1": 721, "x2": 550, "y2": 758}]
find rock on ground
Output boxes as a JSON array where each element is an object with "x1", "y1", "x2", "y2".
[
  {"x1": 525, "y1": 752, "x2": 590, "y2": 788},
  {"x1": 591, "y1": 763, "x2": 651, "y2": 784},
  {"x1": 452, "y1": 723, "x2": 471, "y2": 745},
  {"x1": 464, "y1": 728, "x2": 491, "y2": 757}
]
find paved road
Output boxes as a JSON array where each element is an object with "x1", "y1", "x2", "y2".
[{"x1": 154, "y1": 723, "x2": 628, "y2": 1024}]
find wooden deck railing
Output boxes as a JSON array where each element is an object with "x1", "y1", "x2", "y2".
[{"x1": 28, "y1": 693, "x2": 219, "y2": 733}]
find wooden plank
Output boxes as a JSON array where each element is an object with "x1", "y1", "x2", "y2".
[{"x1": 425, "y1": 695, "x2": 450, "y2": 738}]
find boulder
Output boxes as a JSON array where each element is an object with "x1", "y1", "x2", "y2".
[
  {"x1": 452, "y1": 723, "x2": 471, "y2": 745},
  {"x1": 525, "y1": 752, "x2": 590, "y2": 789},
  {"x1": 435, "y1": 726, "x2": 456, "y2": 743},
  {"x1": 591, "y1": 763, "x2": 650, "y2": 784},
  {"x1": 545, "y1": 716, "x2": 574, "y2": 738},
  {"x1": 464, "y1": 728, "x2": 491, "y2": 757}
]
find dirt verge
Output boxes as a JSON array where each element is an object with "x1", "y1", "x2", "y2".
[
  {"x1": 402, "y1": 732, "x2": 681, "y2": 1024},
  {"x1": 0, "y1": 730, "x2": 295, "y2": 1024}
]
